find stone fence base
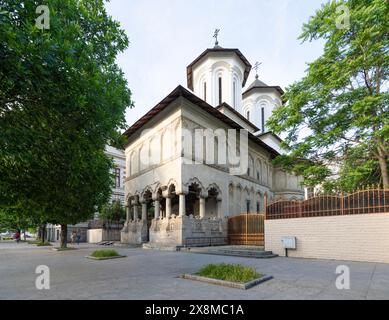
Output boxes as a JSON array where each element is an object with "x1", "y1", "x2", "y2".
[{"x1": 121, "y1": 215, "x2": 228, "y2": 247}]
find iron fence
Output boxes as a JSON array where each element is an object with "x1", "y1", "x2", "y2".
[{"x1": 266, "y1": 186, "x2": 389, "y2": 220}]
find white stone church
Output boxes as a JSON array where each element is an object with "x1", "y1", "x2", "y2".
[{"x1": 121, "y1": 42, "x2": 304, "y2": 247}]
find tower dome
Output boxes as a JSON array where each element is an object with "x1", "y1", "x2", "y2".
[
  {"x1": 242, "y1": 77, "x2": 284, "y2": 133},
  {"x1": 186, "y1": 45, "x2": 251, "y2": 111}
]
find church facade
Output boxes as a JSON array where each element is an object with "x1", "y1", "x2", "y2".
[{"x1": 121, "y1": 44, "x2": 304, "y2": 247}]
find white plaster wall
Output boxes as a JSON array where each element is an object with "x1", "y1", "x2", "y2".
[
  {"x1": 180, "y1": 100, "x2": 275, "y2": 217},
  {"x1": 124, "y1": 100, "x2": 183, "y2": 199},
  {"x1": 265, "y1": 213, "x2": 389, "y2": 264}
]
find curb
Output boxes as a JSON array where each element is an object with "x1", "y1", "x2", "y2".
[
  {"x1": 85, "y1": 255, "x2": 127, "y2": 260},
  {"x1": 180, "y1": 274, "x2": 273, "y2": 290}
]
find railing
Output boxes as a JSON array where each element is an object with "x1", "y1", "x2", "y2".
[
  {"x1": 228, "y1": 213, "x2": 265, "y2": 246},
  {"x1": 266, "y1": 186, "x2": 389, "y2": 220}
]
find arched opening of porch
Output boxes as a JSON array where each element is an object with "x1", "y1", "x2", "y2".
[
  {"x1": 206, "y1": 187, "x2": 221, "y2": 218},
  {"x1": 186, "y1": 182, "x2": 202, "y2": 217},
  {"x1": 165, "y1": 184, "x2": 179, "y2": 217}
]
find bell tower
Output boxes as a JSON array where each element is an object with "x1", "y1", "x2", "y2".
[{"x1": 186, "y1": 30, "x2": 252, "y2": 112}]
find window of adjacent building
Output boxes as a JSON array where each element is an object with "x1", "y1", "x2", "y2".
[
  {"x1": 114, "y1": 168, "x2": 121, "y2": 188},
  {"x1": 261, "y1": 107, "x2": 265, "y2": 132},
  {"x1": 257, "y1": 171, "x2": 260, "y2": 180},
  {"x1": 218, "y1": 77, "x2": 222, "y2": 105},
  {"x1": 256, "y1": 202, "x2": 260, "y2": 214},
  {"x1": 246, "y1": 200, "x2": 250, "y2": 213}
]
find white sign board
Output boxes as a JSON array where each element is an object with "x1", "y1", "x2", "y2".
[{"x1": 281, "y1": 236, "x2": 296, "y2": 249}]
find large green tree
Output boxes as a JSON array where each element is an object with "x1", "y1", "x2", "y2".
[
  {"x1": 0, "y1": 0, "x2": 132, "y2": 247},
  {"x1": 268, "y1": 0, "x2": 389, "y2": 191}
]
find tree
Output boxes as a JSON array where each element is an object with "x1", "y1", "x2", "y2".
[
  {"x1": 99, "y1": 201, "x2": 126, "y2": 223},
  {"x1": 0, "y1": 207, "x2": 29, "y2": 233},
  {"x1": 0, "y1": 0, "x2": 132, "y2": 247},
  {"x1": 268, "y1": 0, "x2": 389, "y2": 190}
]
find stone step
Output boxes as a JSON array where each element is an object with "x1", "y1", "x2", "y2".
[
  {"x1": 217, "y1": 250, "x2": 273, "y2": 256},
  {"x1": 142, "y1": 243, "x2": 180, "y2": 251},
  {"x1": 181, "y1": 246, "x2": 278, "y2": 259}
]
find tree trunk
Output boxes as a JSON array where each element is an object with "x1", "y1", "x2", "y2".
[
  {"x1": 60, "y1": 224, "x2": 68, "y2": 248},
  {"x1": 37, "y1": 226, "x2": 42, "y2": 242},
  {"x1": 378, "y1": 153, "x2": 389, "y2": 187},
  {"x1": 38, "y1": 224, "x2": 46, "y2": 243}
]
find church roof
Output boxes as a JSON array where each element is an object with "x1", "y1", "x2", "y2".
[
  {"x1": 123, "y1": 85, "x2": 279, "y2": 157},
  {"x1": 242, "y1": 78, "x2": 284, "y2": 97},
  {"x1": 186, "y1": 47, "x2": 252, "y2": 91},
  {"x1": 216, "y1": 102, "x2": 260, "y2": 132},
  {"x1": 255, "y1": 131, "x2": 284, "y2": 143}
]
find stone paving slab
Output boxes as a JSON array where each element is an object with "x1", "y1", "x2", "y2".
[{"x1": 0, "y1": 243, "x2": 388, "y2": 300}]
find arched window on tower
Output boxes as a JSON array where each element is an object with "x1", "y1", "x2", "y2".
[
  {"x1": 233, "y1": 80, "x2": 237, "y2": 108},
  {"x1": 203, "y1": 82, "x2": 207, "y2": 101},
  {"x1": 261, "y1": 107, "x2": 265, "y2": 132},
  {"x1": 218, "y1": 77, "x2": 222, "y2": 105},
  {"x1": 246, "y1": 111, "x2": 250, "y2": 121}
]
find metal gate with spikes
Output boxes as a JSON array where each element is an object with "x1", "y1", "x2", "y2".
[{"x1": 227, "y1": 213, "x2": 265, "y2": 246}]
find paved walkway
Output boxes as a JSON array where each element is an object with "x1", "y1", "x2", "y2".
[{"x1": 0, "y1": 243, "x2": 388, "y2": 300}]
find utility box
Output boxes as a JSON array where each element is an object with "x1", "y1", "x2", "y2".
[{"x1": 281, "y1": 236, "x2": 296, "y2": 249}]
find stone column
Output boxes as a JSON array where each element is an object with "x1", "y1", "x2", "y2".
[
  {"x1": 179, "y1": 193, "x2": 186, "y2": 217},
  {"x1": 125, "y1": 205, "x2": 130, "y2": 222},
  {"x1": 165, "y1": 197, "x2": 172, "y2": 218},
  {"x1": 154, "y1": 200, "x2": 160, "y2": 219},
  {"x1": 199, "y1": 196, "x2": 206, "y2": 218},
  {"x1": 217, "y1": 198, "x2": 222, "y2": 218},
  {"x1": 141, "y1": 202, "x2": 147, "y2": 221},
  {"x1": 133, "y1": 201, "x2": 138, "y2": 221}
]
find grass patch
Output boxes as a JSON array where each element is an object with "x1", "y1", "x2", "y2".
[
  {"x1": 36, "y1": 242, "x2": 52, "y2": 247},
  {"x1": 195, "y1": 263, "x2": 261, "y2": 283},
  {"x1": 90, "y1": 249, "x2": 120, "y2": 258},
  {"x1": 53, "y1": 247, "x2": 77, "y2": 251}
]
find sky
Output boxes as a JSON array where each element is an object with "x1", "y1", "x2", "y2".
[{"x1": 104, "y1": 0, "x2": 327, "y2": 127}]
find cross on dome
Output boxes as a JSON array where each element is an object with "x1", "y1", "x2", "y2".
[
  {"x1": 253, "y1": 61, "x2": 262, "y2": 79},
  {"x1": 213, "y1": 28, "x2": 220, "y2": 46}
]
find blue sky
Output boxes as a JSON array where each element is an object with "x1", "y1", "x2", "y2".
[{"x1": 105, "y1": 0, "x2": 327, "y2": 126}]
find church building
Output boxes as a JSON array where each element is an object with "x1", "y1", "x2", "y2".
[{"x1": 121, "y1": 40, "x2": 304, "y2": 247}]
